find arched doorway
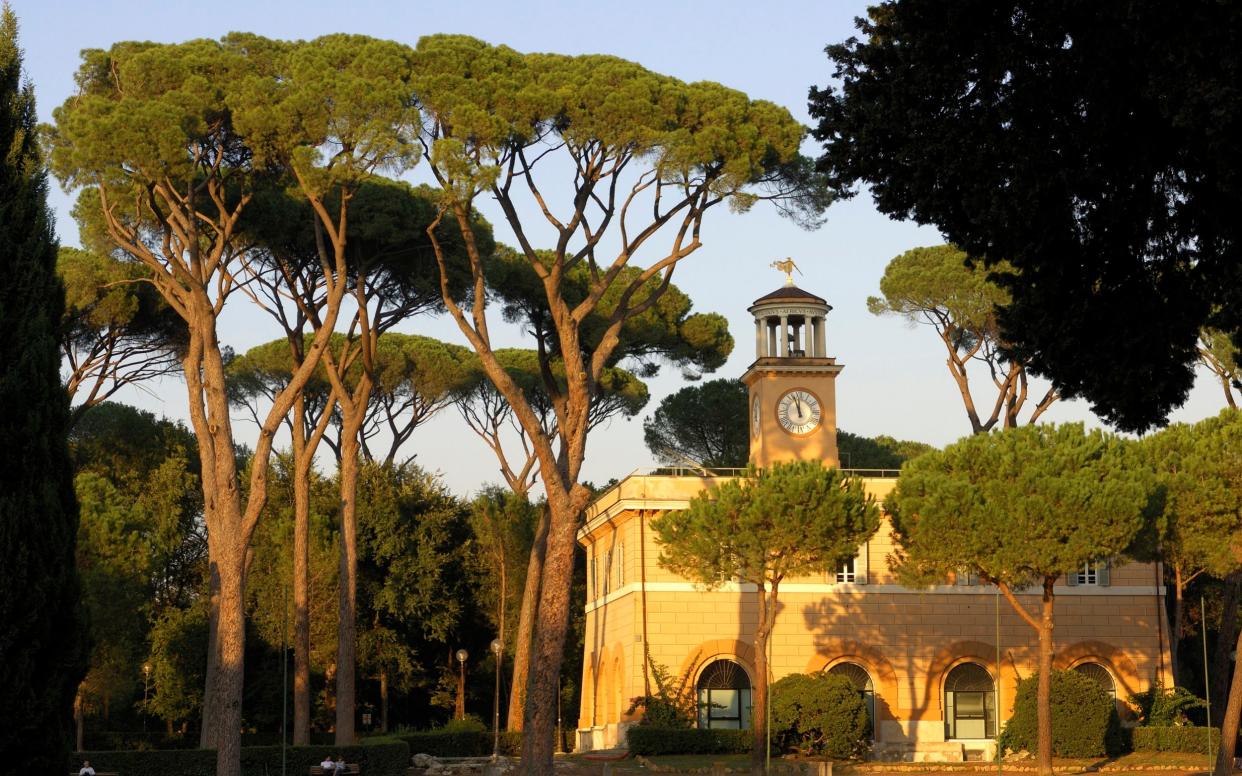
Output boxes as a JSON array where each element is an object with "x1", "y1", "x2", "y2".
[
  {"x1": 697, "y1": 659, "x2": 752, "y2": 730},
  {"x1": 1073, "y1": 662, "x2": 1117, "y2": 702},
  {"x1": 828, "y1": 662, "x2": 876, "y2": 737},
  {"x1": 944, "y1": 662, "x2": 996, "y2": 739}
]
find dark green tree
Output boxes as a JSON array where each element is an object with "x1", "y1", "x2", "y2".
[
  {"x1": 355, "y1": 463, "x2": 471, "y2": 732},
  {"x1": 810, "y1": 0, "x2": 1242, "y2": 432},
  {"x1": 887, "y1": 424, "x2": 1154, "y2": 776},
  {"x1": 867, "y1": 245, "x2": 1057, "y2": 433},
  {"x1": 0, "y1": 5, "x2": 89, "y2": 770},
  {"x1": 1133, "y1": 411, "x2": 1242, "y2": 684},
  {"x1": 58, "y1": 245, "x2": 184, "y2": 424},
  {"x1": 651, "y1": 461, "x2": 878, "y2": 775},
  {"x1": 643, "y1": 378, "x2": 750, "y2": 468}
]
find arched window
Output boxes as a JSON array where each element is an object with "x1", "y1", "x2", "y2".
[
  {"x1": 697, "y1": 660, "x2": 752, "y2": 730},
  {"x1": 944, "y1": 662, "x2": 996, "y2": 739},
  {"x1": 1073, "y1": 662, "x2": 1117, "y2": 702},
  {"x1": 828, "y1": 662, "x2": 876, "y2": 737}
]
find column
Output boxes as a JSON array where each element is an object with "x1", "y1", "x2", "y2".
[
  {"x1": 767, "y1": 319, "x2": 777, "y2": 357},
  {"x1": 813, "y1": 317, "x2": 824, "y2": 357},
  {"x1": 755, "y1": 318, "x2": 765, "y2": 358},
  {"x1": 779, "y1": 315, "x2": 788, "y2": 357}
]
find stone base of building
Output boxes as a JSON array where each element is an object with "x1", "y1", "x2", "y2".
[{"x1": 576, "y1": 722, "x2": 633, "y2": 752}]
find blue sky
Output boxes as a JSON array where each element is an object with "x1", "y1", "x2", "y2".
[{"x1": 11, "y1": 0, "x2": 1226, "y2": 495}]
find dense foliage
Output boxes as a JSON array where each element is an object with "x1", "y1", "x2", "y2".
[
  {"x1": 0, "y1": 6, "x2": 88, "y2": 771},
  {"x1": 999, "y1": 670, "x2": 1123, "y2": 758},
  {"x1": 811, "y1": 0, "x2": 1242, "y2": 432},
  {"x1": 1131, "y1": 727, "x2": 1220, "y2": 754},
  {"x1": 625, "y1": 727, "x2": 753, "y2": 756},
  {"x1": 769, "y1": 672, "x2": 870, "y2": 759}
]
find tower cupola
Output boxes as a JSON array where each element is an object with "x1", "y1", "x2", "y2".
[{"x1": 741, "y1": 263, "x2": 843, "y2": 468}]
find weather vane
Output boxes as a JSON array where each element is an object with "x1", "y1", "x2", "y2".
[{"x1": 770, "y1": 258, "x2": 802, "y2": 286}]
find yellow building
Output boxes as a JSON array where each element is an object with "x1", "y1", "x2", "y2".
[{"x1": 575, "y1": 281, "x2": 1172, "y2": 761}]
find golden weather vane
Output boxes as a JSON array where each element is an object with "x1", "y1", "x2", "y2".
[{"x1": 769, "y1": 257, "x2": 802, "y2": 286}]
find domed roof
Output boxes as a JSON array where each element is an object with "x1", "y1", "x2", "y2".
[{"x1": 751, "y1": 284, "x2": 828, "y2": 306}]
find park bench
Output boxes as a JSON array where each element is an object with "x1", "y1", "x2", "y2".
[
  {"x1": 309, "y1": 765, "x2": 360, "y2": 776},
  {"x1": 70, "y1": 772, "x2": 118, "y2": 776}
]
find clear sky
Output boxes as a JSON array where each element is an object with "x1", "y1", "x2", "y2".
[{"x1": 12, "y1": 0, "x2": 1227, "y2": 496}]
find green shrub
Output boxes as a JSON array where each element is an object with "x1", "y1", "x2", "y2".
[
  {"x1": 71, "y1": 749, "x2": 216, "y2": 776},
  {"x1": 1132, "y1": 726, "x2": 1220, "y2": 754},
  {"x1": 1130, "y1": 684, "x2": 1206, "y2": 726},
  {"x1": 72, "y1": 739, "x2": 411, "y2": 776},
  {"x1": 769, "y1": 672, "x2": 870, "y2": 759},
  {"x1": 626, "y1": 658, "x2": 697, "y2": 729},
  {"x1": 625, "y1": 726, "x2": 752, "y2": 756},
  {"x1": 998, "y1": 670, "x2": 1123, "y2": 758},
  {"x1": 397, "y1": 728, "x2": 570, "y2": 757}
]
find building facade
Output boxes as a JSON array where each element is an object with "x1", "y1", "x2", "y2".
[{"x1": 575, "y1": 280, "x2": 1171, "y2": 761}]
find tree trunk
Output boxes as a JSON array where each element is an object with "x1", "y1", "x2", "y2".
[
  {"x1": 1171, "y1": 568, "x2": 1184, "y2": 686},
  {"x1": 509, "y1": 504, "x2": 549, "y2": 731},
  {"x1": 519, "y1": 490, "x2": 588, "y2": 775},
  {"x1": 1036, "y1": 582, "x2": 1055, "y2": 776},
  {"x1": 380, "y1": 669, "x2": 389, "y2": 734},
  {"x1": 1214, "y1": 620, "x2": 1242, "y2": 776},
  {"x1": 205, "y1": 547, "x2": 247, "y2": 776},
  {"x1": 74, "y1": 691, "x2": 84, "y2": 752},
  {"x1": 292, "y1": 394, "x2": 312, "y2": 746},
  {"x1": 1213, "y1": 572, "x2": 1242, "y2": 727},
  {"x1": 335, "y1": 423, "x2": 361, "y2": 746},
  {"x1": 750, "y1": 582, "x2": 777, "y2": 776}
]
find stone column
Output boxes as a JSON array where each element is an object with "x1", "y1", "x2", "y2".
[
  {"x1": 779, "y1": 315, "x2": 789, "y2": 357},
  {"x1": 767, "y1": 319, "x2": 777, "y2": 356},
  {"x1": 755, "y1": 318, "x2": 765, "y2": 358},
  {"x1": 813, "y1": 316, "x2": 825, "y2": 357}
]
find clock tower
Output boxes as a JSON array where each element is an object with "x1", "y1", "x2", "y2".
[{"x1": 741, "y1": 278, "x2": 842, "y2": 468}]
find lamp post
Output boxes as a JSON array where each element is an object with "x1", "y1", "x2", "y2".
[
  {"x1": 455, "y1": 649, "x2": 468, "y2": 720},
  {"x1": 142, "y1": 663, "x2": 152, "y2": 734},
  {"x1": 490, "y1": 638, "x2": 503, "y2": 762}
]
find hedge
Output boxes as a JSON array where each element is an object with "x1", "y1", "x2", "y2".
[
  {"x1": 626, "y1": 726, "x2": 752, "y2": 756},
  {"x1": 72, "y1": 738, "x2": 411, "y2": 776},
  {"x1": 1132, "y1": 726, "x2": 1220, "y2": 754},
  {"x1": 396, "y1": 729, "x2": 574, "y2": 757}
]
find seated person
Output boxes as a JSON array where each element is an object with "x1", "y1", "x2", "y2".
[
  {"x1": 319, "y1": 755, "x2": 335, "y2": 773},
  {"x1": 79, "y1": 761, "x2": 96, "y2": 776}
]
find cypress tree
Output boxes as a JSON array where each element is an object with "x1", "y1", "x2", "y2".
[{"x1": 0, "y1": 4, "x2": 89, "y2": 771}]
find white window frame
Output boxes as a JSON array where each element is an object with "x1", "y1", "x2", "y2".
[{"x1": 836, "y1": 557, "x2": 856, "y2": 583}]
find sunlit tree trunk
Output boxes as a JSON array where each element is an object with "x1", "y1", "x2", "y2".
[{"x1": 509, "y1": 505, "x2": 548, "y2": 730}]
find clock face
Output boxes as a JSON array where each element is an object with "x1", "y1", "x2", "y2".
[
  {"x1": 777, "y1": 389, "x2": 822, "y2": 435},
  {"x1": 751, "y1": 397, "x2": 761, "y2": 438}
]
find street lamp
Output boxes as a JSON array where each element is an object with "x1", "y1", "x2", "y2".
[
  {"x1": 490, "y1": 638, "x2": 503, "y2": 762},
  {"x1": 455, "y1": 649, "x2": 468, "y2": 720},
  {"x1": 142, "y1": 663, "x2": 152, "y2": 734}
]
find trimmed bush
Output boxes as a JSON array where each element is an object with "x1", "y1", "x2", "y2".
[
  {"x1": 398, "y1": 729, "x2": 524, "y2": 757},
  {"x1": 626, "y1": 726, "x2": 752, "y2": 756},
  {"x1": 72, "y1": 739, "x2": 411, "y2": 776},
  {"x1": 770, "y1": 671, "x2": 870, "y2": 759},
  {"x1": 71, "y1": 749, "x2": 215, "y2": 776},
  {"x1": 1132, "y1": 726, "x2": 1220, "y2": 754},
  {"x1": 999, "y1": 669, "x2": 1124, "y2": 758}
]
